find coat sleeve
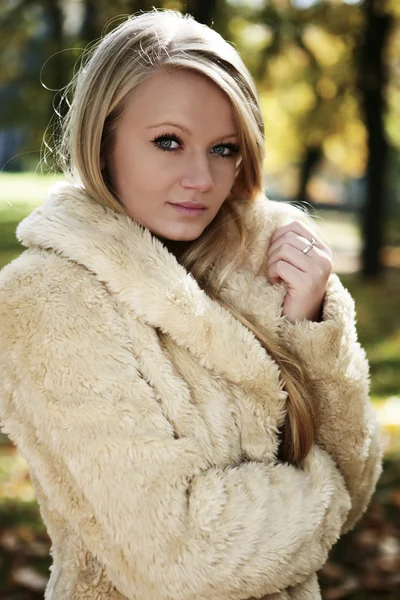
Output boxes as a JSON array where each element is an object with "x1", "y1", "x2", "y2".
[
  {"x1": 273, "y1": 207, "x2": 383, "y2": 533},
  {"x1": 0, "y1": 253, "x2": 351, "y2": 600}
]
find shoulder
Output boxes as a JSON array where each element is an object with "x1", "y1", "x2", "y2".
[
  {"x1": 252, "y1": 195, "x2": 319, "y2": 232},
  {"x1": 0, "y1": 248, "x2": 86, "y2": 299},
  {"x1": 0, "y1": 248, "x2": 106, "y2": 313},
  {"x1": 0, "y1": 249, "x2": 128, "y2": 353},
  {"x1": 236, "y1": 195, "x2": 320, "y2": 273}
]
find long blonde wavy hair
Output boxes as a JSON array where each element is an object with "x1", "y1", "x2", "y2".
[{"x1": 58, "y1": 8, "x2": 317, "y2": 465}]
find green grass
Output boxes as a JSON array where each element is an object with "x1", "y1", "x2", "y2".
[
  {"x1": 0, "y1": 171, "x2": 61, "y2": 213},
  {"x1": 340, "y1": 271, "x2": 400, "y2": 401},
  {"x1": 0, "y1": 172, "x2": 61, "y2": 267}
]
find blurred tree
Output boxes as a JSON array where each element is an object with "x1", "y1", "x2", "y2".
[
  {"x1": 80, "y1": 0, "x2": 100, "y2": 42},
  {"x1": 227, "y1": 0, "x2": 398, "y2": 277},
  {"x1": 185, "y1": 0, "x2": 218, "y2": 25},
  {"x1": 229, "y1": 1, "x2": 368, "y2": 178},
  {"x1": 359, "y1": 0, "x2": 394, "y2": 277},
  {"x1": 44, "y1": 0, "x2": 66, "y2": 122}
]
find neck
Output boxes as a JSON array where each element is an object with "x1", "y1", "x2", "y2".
[{"x1": 153, "y1": 234, "x2": 194, "y2": 263}]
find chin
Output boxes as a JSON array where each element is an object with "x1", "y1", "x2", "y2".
[
  {"x1": 172, "y1": 232, "x2": 202, "y2": 242},
  {"x1": 159, "y1": 225, "x2": 206, "y2": 242}
]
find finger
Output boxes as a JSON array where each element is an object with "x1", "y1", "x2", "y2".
[
  {"x1": 269, "y1": 220, "x2": 327, "y2": 252},
  {"x1": 268, "y1": 233, "x2": 324, "y2": 260},
  {"x1": 267, "y1": 242, "x2": 321, "y2": 274},
  {"x1": 267, "y1": 258, "x2": 305, "y2": 286}
]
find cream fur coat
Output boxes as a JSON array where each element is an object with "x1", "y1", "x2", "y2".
[{"x1": 0, "y1": 182, "x2": 382, "y2": 600}]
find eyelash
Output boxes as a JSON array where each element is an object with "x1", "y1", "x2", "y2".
[{"x1": 151, "y1": 132, "x2": 240, "y2": 159}]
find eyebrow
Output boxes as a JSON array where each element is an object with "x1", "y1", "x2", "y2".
[{"x1": 147, "y1": 122, "x2": 238, "y2": 143}]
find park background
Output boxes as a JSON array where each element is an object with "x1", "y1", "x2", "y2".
[{"x1": 0, "y1": 0, "x2": 399, "y2": 597}]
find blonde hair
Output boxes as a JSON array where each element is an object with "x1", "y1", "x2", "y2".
[{"x1": 59, "y1": 9, "x2": 317, "y2": 465}]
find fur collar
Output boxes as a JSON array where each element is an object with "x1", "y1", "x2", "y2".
[{"x1": 16, "y1": 181, "x2": 295, "y2": 459}]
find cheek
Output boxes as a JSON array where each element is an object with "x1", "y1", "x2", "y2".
[
  {"x1": 215, "y1": 161, "x2": 237, "y2": 193},
  {"x1": 112, "y1": 143, "x2": 171, "y2": 193}
]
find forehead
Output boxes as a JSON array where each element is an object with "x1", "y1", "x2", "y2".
[{"x1": 122, "y1": 69, "x2": 236, "y2": 133}]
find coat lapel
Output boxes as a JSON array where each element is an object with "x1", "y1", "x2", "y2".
[{"x1": 17, "y1": 181, "x2": 291, "y2": 460}]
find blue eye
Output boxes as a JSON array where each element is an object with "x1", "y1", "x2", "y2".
[
  {"x1": 212, "y1": 143, "x2": 240, "y2": 158},
  {"x1": 151, "y1": 133, "x2": 182, "y2": 152},
  {"x1": 151, "y1": 133, "x2": 240, "y2": 158}
]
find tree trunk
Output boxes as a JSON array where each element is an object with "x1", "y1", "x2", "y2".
[
  {"x1": 127, "y1": 0, "x2": 158, "y2": 13},
  {"x1": 359, "y1": 0, "x2": 393, "y2": 277},
  {"x1": 46, "y1": 0, "x2": 64, "y2": 91},
  {"x1": 297, "y1": 146, "x2": 322, "y2": 208},
  {"x1": 185, "y1": 0, "x2": 218, "y2": 26},
  {"x1": 45, "y1": 0, "x2": 66, "y2": 124},
  {"x1": 80, "y1": 0, "x2": 99, "y2": 43}
]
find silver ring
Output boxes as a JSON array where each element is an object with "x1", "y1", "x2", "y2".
[{"x1": 302, "y1": 237, "x2": 318, "y2": 254}]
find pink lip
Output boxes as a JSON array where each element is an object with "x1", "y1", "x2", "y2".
[
  {"x1": 171, "y1": 202, "x2": 207, "y2": 209},
  {"x1": 167, "y1": 203, "x2": 207, "y2": 217}
]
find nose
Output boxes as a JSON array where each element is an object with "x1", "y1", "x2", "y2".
[{"x1": 180, "y1": 155, "x2": 214, "y2": 193}]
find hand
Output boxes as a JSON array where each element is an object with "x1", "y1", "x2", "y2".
[{"x1": 266, "y1": 220, "x2": 333, "y2": 323}]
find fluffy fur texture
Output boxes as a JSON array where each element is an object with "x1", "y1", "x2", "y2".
[{"x1": 0, "y1": 182, "x2": 382, "y2": 599}]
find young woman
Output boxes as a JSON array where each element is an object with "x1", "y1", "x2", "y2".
[{"x1": 0, "y1": 9, "x2": 382, "y2": 600}]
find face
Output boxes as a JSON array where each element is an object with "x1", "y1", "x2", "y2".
[{"x1": 105, "y1": 69, "x2": 239, "y2": 241}]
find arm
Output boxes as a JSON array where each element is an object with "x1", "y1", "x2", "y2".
[
  {"x1": 0, "y1": 254, "x2": 351, "y2": 600},
  {"x1": 227, "y1": 200, "x2": 382, "y2": 534},
  {"x1": 253, "y1": 199, "x2": 382, "y2": 532},
  {"x1": 277, "y1": 251, "x2": 383, "y2": 533}
]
